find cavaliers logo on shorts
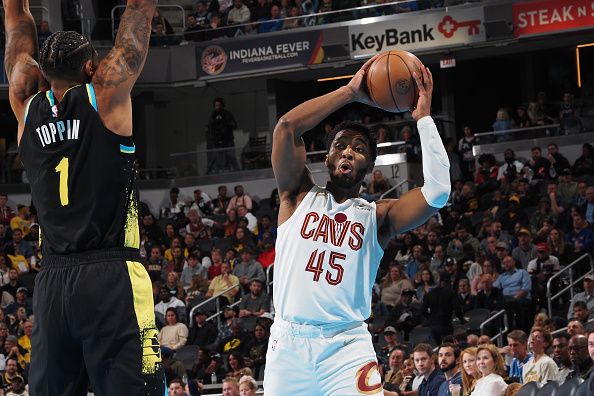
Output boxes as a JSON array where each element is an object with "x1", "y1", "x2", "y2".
[
  {"x1": 141, "y1": 328, "x2": 161, "y2": 375},
  {"x1": 355, "y1": 361, "x2": 382, "y2": 394}
]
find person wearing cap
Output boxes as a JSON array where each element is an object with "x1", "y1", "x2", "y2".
[
  {"x1": 378, "y1": 326, "x2": 401, "y2": 370},
  {"x1": 4, "y1": 287, "x2": 32, "y2": 317},
  {"x1": 500, "y1": 195, "x2": 529, "y2": 233},
  {"x1": 567, "y1": 275, "x2": 594, "y2": 321},
  {"x1": 232, "y1": 248, "x2": 265, "y2": 294},
  {"x1": 493, "y1": 256, "x2": 532, "y2": 332},
  {"x1": 511, "y1": 228, "x2": 537, "y2": 269}
]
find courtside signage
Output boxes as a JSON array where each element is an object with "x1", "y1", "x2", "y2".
[
  {"x1": 513, "y1": 0, "x2": 594, "y2": 37},
  {"x1": 196, "y1": 30, "x2": 324, "y2": 78},
  {"x1": 348, "y1": 7, "x2": 485, "y2": 58}
]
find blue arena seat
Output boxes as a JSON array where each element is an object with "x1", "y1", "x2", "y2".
[
  {"x1": 536, "y1": 381, "x2": 558, "y2": 396},
  {"x1": 517, "y1": 381, "x2": 540, "y2": 396},
  {"x1": 558, "y1": 377, "x2": 583, "y2": 396}
]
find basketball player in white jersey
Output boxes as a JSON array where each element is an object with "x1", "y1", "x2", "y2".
[{"x1": 263, "y1": 55, "x2": 450, "y2": 395}]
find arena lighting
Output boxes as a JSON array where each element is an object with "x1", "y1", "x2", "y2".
[
  {"x1": 576, "y1": 43, "x2": 594, "y2": 88},
  {"x1": 317, "y1": 74, "x2": 355, "y2": 82}
]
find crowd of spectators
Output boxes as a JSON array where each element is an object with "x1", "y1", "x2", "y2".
[{"x1": 144, "y1": 0, "x2": 477, "y2": 44}]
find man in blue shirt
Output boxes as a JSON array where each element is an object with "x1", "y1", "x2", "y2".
[
  {"x1": 437, "y1": 343, "x2": 462, "y2": 396},
  {"x1": 415, "y1": 343, "x2": 445, "y2": 396},
  {"x1": 505, "y1": 329, "x2": 532, "y2": 383},
  {"x1": 493, "y1": 255, "x2": 532, "y2": 332}
]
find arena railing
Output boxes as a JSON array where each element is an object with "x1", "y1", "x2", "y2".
[
  {"x1": 546, "y1": 253, "x2": 594, "y2": 318},
  {"x1": 480, "y1": 309, "x2": 508, "y2": 347},
  {"x1": 189, "y1": 283, "x2": 242, "y2": 327},
  {"x1": 472, "y1": 124, "x2": 561, "y2": 151}
]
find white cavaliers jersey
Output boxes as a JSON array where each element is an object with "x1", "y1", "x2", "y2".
[{"x1": 274, "y1": 185, "x2": 384, "y2": 325}]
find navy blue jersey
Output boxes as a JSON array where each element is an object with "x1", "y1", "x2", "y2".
[{"x1": 18, "y1": 84, "x2": 139, "y2": 255}]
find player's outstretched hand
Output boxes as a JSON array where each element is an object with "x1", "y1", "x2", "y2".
[
  {"x1": 346, "y1": 54, "x2": 381, "y2": 107},
  {"x1": 411, "y1": 66, "x2": 433, "y2": 121}
]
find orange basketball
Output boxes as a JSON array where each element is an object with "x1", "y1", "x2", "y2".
[{"x1": 365, "y1": 50, "x2": 424, "y2": 113}]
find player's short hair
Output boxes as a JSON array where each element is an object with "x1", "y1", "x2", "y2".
[
  {"x1": 413, "y1": 343, "x2": 433, "y2": 357},
  {"x1": 326, "y1": 121, "x2": 377, "y2": 162},
  {"x1": 507, "y1": 329, "x2": 528, "y2": 344},
  {"x1": 40, "y1": 31, "x2": 94, "y2": 81}
]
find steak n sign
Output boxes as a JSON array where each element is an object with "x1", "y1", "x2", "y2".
[
  {"x1": 513, "y1": 0, "x2": 594, "y2": 37},
  {"x1": 348, "y1": 7, "x2": 485, "y2": 58}
]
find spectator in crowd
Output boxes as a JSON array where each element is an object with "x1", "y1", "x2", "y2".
[
  {"x1": 457, "y1": 278, "x2": 473, "y2": 313},
  {"x1": 152, "y1": 8, "x2": 174, "y2": 34},
  {"x1": 529, "y1": 198, "x2": 556, "y2": 236},
  {"x1": 383, "y1": 346, "x2": 406, "y2": 391},
  {"x1": 460, "y1": 347, "x2": 478, "y2": 396},
  {"x1": 9, "y1": 206, "x2": 30, "y2": 236},
  {"x1": 257, "y1": 237, "x2": 275, "y2": 270},
  {"x1": 206, "y1": 262, "x2": 240, "y2": 304},
  {"x1": 194, "y1": 1, "x2": 209, "y2": 26},
  {"x1": 526, "y1": 243, "x2": 559, "y2": 308},
  {"x1": 227, "y1": 185, "x2": 253, "y2": 214},
  {"x1": 161, "y1": 187, "x2": 185, "y2": 220},
  {"x1": 2, "y1": 358, "x2": 23, "y2": 394},
  {"x1": 423, "y1": 273, "x2": 465, "y2": 344},
  {"x1": 190, "y1": 189, "x2": 213, "y2": 217},
  {"x1": 522, "y1": 327, "x2": 558, "y2": 384},
  {"x1": 185, "y1": 14, "x2": 202, "y2": 40},
  {"x1": 218, "y1": 321, "x2": 252, "y2": 358},
  {"x1": 470, "y1": 344, "x2": 507, "y2": 396},
  {"x1": 228, "y1": 0, "x2": 251, "y2": 26},
  {"x1": 385, "y1": 288, "x2": 420, "y2": 340},
  {"x1": 515, "y1": 105, "x2": 532, "y2": 128},
  {"x1": 567, "y1": 274, "x2": 594, "y2": 320},
  {"x1": 558, "y1": 169, "x2": 577, "y2": 203},
  {"x1": 404, "y1": 244, "x2": 424, "y2": 280},
  {"x1": 362, "y1": 169, "x2": 392, "y2": 202},
  {"x1": 185, "y1": 210, "x2": 215, "y2": 240},
  {"x1": 547, "y1": 143, "x2": 571, "y2": 178},
  {"x1": 37, "y1": 20, "x2": 52, "y2": 47},
  {"x1": 238, "y1": 279, "x2": 270, "y2": 329},
  {"x1": 568, "y1": 319, "x2": 586, "y2": 337},
  {"x1": 282, "y1": 5, "x2": 303, "y2": 29},
  {"x1": 167, "y1": 378, "x2": 188, "y2": 396},
  {"x1": 475, "y1": 154, "x2": 498, "y2": 195},
  {"x1": 492, "y1": 108, "x2": 514, "y2": 137},
  {"x1": 380, "y1": 262, "x2": 413, "y2": 310},
  {"x1": 377, "y1": 326, "x2": 400, "y2": 370},
  {"x1": 222, "y1": 377, "x2": 240, "y2": 396},
  {"x1": 158, "y1": 308, "x2": 189, "y2": 354},
  {"x1": 1, "y1": 268, "x2": 23, "y2": 300},
  {"x1": 566, "y1": 211, "x2": 593, "y2": 259},
  {"x1": 582, "y1": 186, "x2": 594, "y2": 225},
  {"x1": 238, "y1": 375, "x2": 258, "y2": 396},
  {"x1": 458, "y1": 125, "x2": 476, "y2": 182},
  {"x1": 155, "y1": 286, "x2": 186, "y2": 327},
  {"x1": 225, "y1": 351, "x2": 252, "y2": 380},
  {"x1": 213, "y1": 185, "x2": 230, "y2": 215},
  {"x1": 497, "y1": 149, "x2": 524, "y2": 183},
  {"x1": 567, "y1": 334, "x2": 594, "y2": 380},
  {"x1": 494, "y1": 256, "x2": 532, "y2": 332},
  {"x1": 559, "y1": 92, "x2": 581, "y2": 134},
  {"x1": 236, "y1": 205, "x2": 257, "y2": 233},
  {"x1": 232, "y1": 247, "x2": 265, "y2": 294},
  {"x1": 472, "y1": 273, "x2": 503, "y2": 312},
  {"x1": 257, "y1": 214, "x2": 276, "y2": 243},
  {"x1": 399, "y1": 125, "x2": 421, "y2": 163},
  {"x1": 526, "y1": 146, "x2": 551, "y2": 182},
  {"x1": 505, "y1": 329, "x2": 531, "y2": 383},
  {"x1": 415, "y1": 343, "x2": 445, "y2": 396},
  {"x1": 188, "y1": 309, "x2": 218, "y2": 346},
  {"x1": 546, "y1": 181, "x2": 565, "y2": 216},
  {"x1": 207, "y1": 98, "x2": 240, "y2": 174},
  {"x1": 0, "y1": 194, "x2": 15, "y2": 227},
  {"x1": 5, "y1": 287, "x2": 31, "y2": 317},
  {"x1": 258, "y1": 4, "x2": 283, "y2": 32},
  {"x1": 588, "y1": 331, "x2": 594, "y2": 370},
  {"x1": 552, "y1": 332, "x2": 572, "y2": 384},
  {"x1": 572, "y1": 301, "x2": 593, "y2": 331},
  {"x1": 572, "y1": 143, "x2": 594, "y2": 177},
  {"x1": 246, "y1": 322, "x2": 269, "y2": 379},
  {"x1": 437, "y1": 343, "x2": 462, "y2": 396},
  {"x1": 447, "y1": 225, "x2": 479, "y2": 266},
  {"x1": 0, "y1": 225, "x2": 10, "y2": 250},
  {"x1": 416, "y1": 269, "x2": 436, "y2": 301},
  {"x1": 4, "y1": 229, "x2": 33, "y2": 262},
  {"x1": 181, "y1": 253, "x2": 208, "y2": 288}
]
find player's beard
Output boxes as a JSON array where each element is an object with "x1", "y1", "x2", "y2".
[{"x1": 327, "y1": 163, "x2": 366, "y2": 189}]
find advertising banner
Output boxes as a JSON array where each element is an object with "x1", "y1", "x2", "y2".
[
  {"x1": 348, "y1": 7, "x2": 485, "y2": 58},
  {"x1": 196, "y1": 30, "x2": 324, "y2": 78},
  {"x1": 513, "y1": 0, "x2": 594, "y2": 37}
]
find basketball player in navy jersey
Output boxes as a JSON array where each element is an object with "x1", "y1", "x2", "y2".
[
  {"x1": 264, "y1": 57, "x2": 450, "y2": 395},
  {"x1": 4, "y1": 0, "x2": 165, "y2": 394}
]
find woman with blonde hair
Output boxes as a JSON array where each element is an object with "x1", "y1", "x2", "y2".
[
  {"x1": 470, "y1": 344, "x2": 507, "y2": 396},
  {"x1": 532, "y1": 312, "x2": 548, "y2": 329},
  {"x1": 460, "y1": 347, "x2": 478, "y2": 396},
  {"x1": 238, "y1": 375, "x2": 258, "y2": 396}
]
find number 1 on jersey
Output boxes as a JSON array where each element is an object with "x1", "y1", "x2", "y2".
[{"x1": 55, "y1": 157, "x2": 69, "y2": 206}]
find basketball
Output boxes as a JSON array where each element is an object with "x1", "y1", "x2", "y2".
[{"x1": 365, "y1": 50, "x2": 425, "y2": 113}]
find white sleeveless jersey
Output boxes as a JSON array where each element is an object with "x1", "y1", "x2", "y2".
[{"x1": 273, "y1": 185, "x2": 384, "y2": 325}]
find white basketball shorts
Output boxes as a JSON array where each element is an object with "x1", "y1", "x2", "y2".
[{"x1": 263, "y1": 318, "x2": 384, "y2": 395}]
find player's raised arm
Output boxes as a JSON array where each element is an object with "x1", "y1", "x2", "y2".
[
  {"x1": 379, "y1": 66, "x2": 451, "y2": 236},
  {"x1": 92, "y1": 0, "x2": 156, "y2": 136},
  {"x1": 3, "y1": 0, "x2": 49, "y2": 139},
  {"x1": 272, "y1": 55, "x2": 380, "y2": 202}
]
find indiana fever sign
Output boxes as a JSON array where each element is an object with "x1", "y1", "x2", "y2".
[{"x1": 196, "y1": 30, "x2": 324, "y2": 78}]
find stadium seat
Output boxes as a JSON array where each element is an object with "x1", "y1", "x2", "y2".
[
  {"x1": 464, "y1": 308, "x2": 491, "y2": 332},
  {"x1": 536, "y1": 381, "x2": 558, "y2": 396},
  {"x1": 409, "y1": 327, "x2": 435, "y2": 347},
  {"x1": 576, "y1": 379, "x2": 590, "y2": 396},
  {"x1": 558, "y1": 377, "x2": 583, "y2": 396},
  {"x1": 517, "y1": 381, "x2": 540, "y2": 396},
  {"x1": 175, "y1": 345, "x2": 198, "y2": 370}
]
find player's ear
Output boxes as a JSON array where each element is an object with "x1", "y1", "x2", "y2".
[{"x1": 83, "y1": 59, "x2": 95, "y2": 78}]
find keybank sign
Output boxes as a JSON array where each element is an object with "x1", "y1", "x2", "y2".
[{"x1": 349, "y1": 6, "x2": 486, "y2": 58}]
